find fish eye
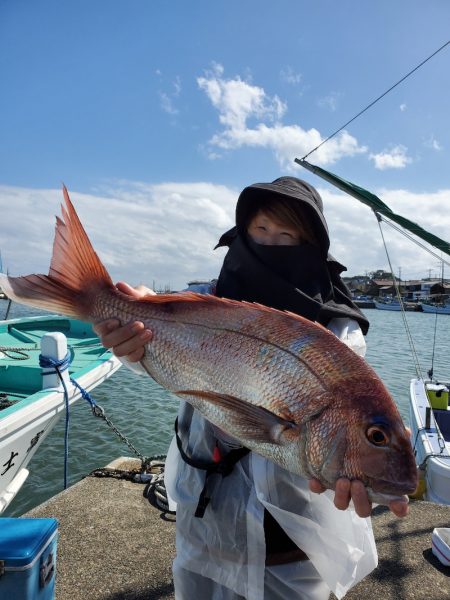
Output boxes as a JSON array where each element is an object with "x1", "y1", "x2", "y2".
[{"x1": 366, "y1": 426, "x2": 389, "y2": 446}]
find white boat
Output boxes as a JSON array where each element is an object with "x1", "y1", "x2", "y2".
[
  {"x1": 0, "y1": 314, "x2": 121, "y2": 513},
  {"x1": 409, "y1": 379, "x2": 450, "y2": 504},
  {"x1": 374, "y1": 299, "x2": 402, "y2": 311},
  {"x1": 420, "y1": 301, "x2": 450, "y2": 315}
]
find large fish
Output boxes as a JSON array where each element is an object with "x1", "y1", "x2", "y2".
[{"x1": 0, "y1": 188, "x2": 417, "y2": 504}]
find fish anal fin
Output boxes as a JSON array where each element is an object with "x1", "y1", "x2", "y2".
[{"x1": 177, "y1": 390, "x2": 300, "y2": 445}]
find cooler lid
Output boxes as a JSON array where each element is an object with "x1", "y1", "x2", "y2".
[{"x1": 0, "y1": 518, "x2": 58, "y2": 568}]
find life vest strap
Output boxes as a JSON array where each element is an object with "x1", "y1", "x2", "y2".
[{"x1": 174, "y1": 417, "x2": 250, "y2": 517}]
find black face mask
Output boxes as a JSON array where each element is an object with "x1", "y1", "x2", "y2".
[{"x1": 246, "y1": 237, "x2": 333, "y2": 302}]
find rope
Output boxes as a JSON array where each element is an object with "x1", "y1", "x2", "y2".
[
  {"x1": 39, "y1": 352, "x2": 72, "y2": 489},
  {"x1": 39, "y1": 350, "x2": 152, "y2": 489},
  {"x1": 88, "y1": 457, "x2": 176, "y2": 516},
  {"x1": 3, "y1": 299, "x2": 12, "y2": 320},
  {"x1": 374, "y1": 212, "x2": 423, "y2": 379},
  {"x1": 0, "y1": 392, "x2": 18, "y2": 410},
  {"x1": 301, "y1": 40, "x2": 450, "y2": 161},
  {"x1": 428, "y1": 309, "x2": 439, "y2": 380},
  {"x1": 378, "y1": 215, "x2": 450, "y2": 269},
  {"x1": 419, "y1": 452, "x2": 450, "y2": 470},
  {"x1": 0, "y1": 345, "x2": 38, "y2": 360}
]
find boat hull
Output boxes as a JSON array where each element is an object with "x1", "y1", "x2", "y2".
[
  {"x1": 420, "y1": 303, "x2": 450, "y2": 315},
  {"x1": 0, "y1": 315, "x2": 121, "y2": 513},
  {"x1": 374, "y1": 300, "x2": 402, "y2": 311},
  {"x1": 409, "y1": 378, "x2": 450, "y2": 505}
]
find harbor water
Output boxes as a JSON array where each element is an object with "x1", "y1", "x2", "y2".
[{"x1": 2, "y1": 299, "x2": 450, "y2": 517}]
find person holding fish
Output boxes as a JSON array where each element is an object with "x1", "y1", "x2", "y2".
[
  {"x1": 1, "y1": 178, "x2": 416, "y2": 600},
  {"x1": 93, "y1": 177, "x2": 414, "y2": 600}
]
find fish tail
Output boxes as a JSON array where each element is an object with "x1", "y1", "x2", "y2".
[{"x1": 0, "y1": 186, "x2": 114, "y2": 318}]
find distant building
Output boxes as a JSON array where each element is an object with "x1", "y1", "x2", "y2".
[{"x1": 366, "y1": 279, "x2": 396, "y2": 298}]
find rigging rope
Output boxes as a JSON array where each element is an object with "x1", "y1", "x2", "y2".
[
  {"x1": 374, "y1": 212, "x2": 423, "y2": 379},
  {"x1": 301, "y1": 40, "x2": 450, "y2": 161},
  {"x1": 378, "y1": 216, "x2": 450, "y2": 269},
  {"x1": 428, "y1": 308, "x2": 439, "y2": 381},
  {"x1": 376, "y1": 214, "x2": 447, "y2": 382}
]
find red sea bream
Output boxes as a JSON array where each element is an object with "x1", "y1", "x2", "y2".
[{"x1": 0, "y1": 188, "x2": 418, "y2": 504}]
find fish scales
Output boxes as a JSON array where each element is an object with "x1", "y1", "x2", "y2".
[{"x1": 0, "y1": 188, "x2": 419, "y2": 503}]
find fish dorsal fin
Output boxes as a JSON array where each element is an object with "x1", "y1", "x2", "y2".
[
  {"x1": 177, "y1": 390, "x2": 300, "y2": 445},
  {"x1": 49, "y1": 187, "x2": 114, "y2": 290}
]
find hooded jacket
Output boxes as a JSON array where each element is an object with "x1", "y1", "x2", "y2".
[{"x1": 215, "y1": 176, "x2": 369, "y2": 335}]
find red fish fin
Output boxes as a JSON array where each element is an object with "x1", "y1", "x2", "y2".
[
  {"x1": 0, "y1": 273, "x2": 82, "y2": 317},
  {"x1": 177, "y1": 390, "x2": 299, "y2": 445},
  {"x1": 0, "y1": 186, "x2": 114, "y2": 318}
]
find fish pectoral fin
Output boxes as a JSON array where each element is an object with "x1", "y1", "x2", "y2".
[{"x1": 176, "y1": 390, "x2": 299, "y2": 445}]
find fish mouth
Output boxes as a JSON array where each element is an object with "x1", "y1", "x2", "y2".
[
  {"x1": 369, "y1": 477, "x2": 417, "y2": 497},
  {"x1": 366, "y1": 488, "x2": 410, "y2": 506}
]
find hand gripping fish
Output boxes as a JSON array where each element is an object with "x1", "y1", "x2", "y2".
[{"x1": 0, "y1": 187, "x2": 418, "y2": 505}]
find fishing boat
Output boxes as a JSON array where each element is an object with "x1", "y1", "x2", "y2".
[
  {"x1": 374, "y1": 298, "x2": 420, "y2": 311},
  {"x1": 0, "y1": 314, "x2": 121, "y2": 513},
  {"x1": 373, "y1": 298, "x2": 402, "y2": 311},
  {"x1": 409, "y1": 379, "x2": 450, "y2": 504},
  {"x1": 420, "y1": 300, "x2": 450, "y2": 315}
]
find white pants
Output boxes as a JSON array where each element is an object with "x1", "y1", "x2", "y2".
[{"x1": 173, "y1": 560, "x2": 331, "y2": 600}]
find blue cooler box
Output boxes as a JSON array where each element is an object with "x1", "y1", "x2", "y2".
[{"x1": 0, "y1": 518, "x2": 58, "y2": 600}]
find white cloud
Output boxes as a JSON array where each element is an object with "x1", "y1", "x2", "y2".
[
  {"x1": 317, "y1": 92, "x2": 342, "y2": 112},
  {"x1": 425, "y1": 135, "x2": 443, "y2": 151},
  {"x1": 197, "y1": 67, "x2": 286, "y2": 131},
  {"x1": 280, "y1": 66, "x2": 302, "y2": 85},
  {"x1": 0, "y1": 182, "x2": 236, "y2": 291},
  {"x1": 369, "y1": 145, "x2": 412, "y2": 170},
  {"x1": 400, "y1": 103, "x2": 407, "y2": 112},
  {"x1": 158, "y1": 76, "x2": 182, "y2": 116},
  {"x1": 159, "y1": 91, "x2": 179, "y2": 115},
  {"x1": 197, "y1": 65, "x2": 366, "y2": 169},
  {"x1": 2, "y1": 182, "x2": 450, "y2": 293}
]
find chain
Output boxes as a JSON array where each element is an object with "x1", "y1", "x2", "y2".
[{"x1": 91, "y1": 404, "x2": 148, "y2": 463}]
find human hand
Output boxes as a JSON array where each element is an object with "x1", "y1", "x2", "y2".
[
  {"x1": 308, "y1": 478, "x2": 409, "y2": 518},
  {"x1": 93, "y1": 281, "x2": 155, "y2": 362},
  {"x1": 309, "y1": 426, "x2": 412, "y2": 518}
]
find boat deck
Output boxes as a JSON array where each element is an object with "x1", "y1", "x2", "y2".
[
  {"x1": 24, "y1": 457, "x2": 450, "y2": 600},
  {"x1": 0, "y1": 316, "x2": 110, "y2": 400}
]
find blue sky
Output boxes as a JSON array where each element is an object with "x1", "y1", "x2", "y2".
[{"x1": 1, "y1": 1, "x2": 449, "y2": 290}]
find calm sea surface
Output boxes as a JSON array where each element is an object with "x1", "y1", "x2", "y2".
[{"x1": 2, "y1": 300, "x2": 450, "y2": 517}]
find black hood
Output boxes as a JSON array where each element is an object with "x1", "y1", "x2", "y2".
[
  {"x1": 234, "y1": 176, "x2": 330, "y2": 255},
  {"x1": 215, "y1": 176, "x2": 369, "y2": 334}
]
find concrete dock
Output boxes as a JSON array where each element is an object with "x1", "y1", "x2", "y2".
[{"x1": 26, "y1": 457, "x2": 450, "y2": 599}]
